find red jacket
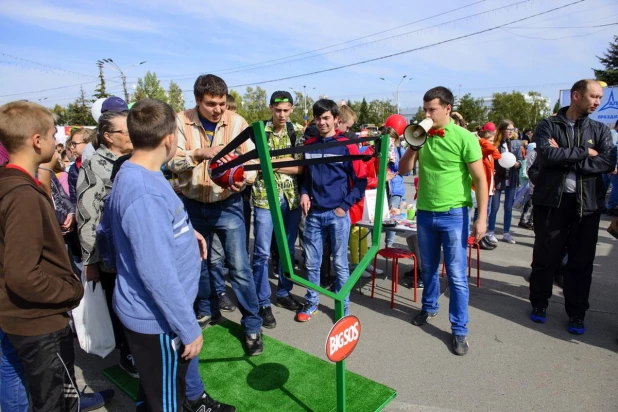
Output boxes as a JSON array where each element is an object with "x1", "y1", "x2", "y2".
[
  {"x1": 349, "y1": 146, "x2": 378, "y2": 225},
  {"x1": 474, "y1": 138, "x2": 501, "y2": 195}
]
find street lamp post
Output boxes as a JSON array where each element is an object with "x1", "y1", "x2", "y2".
[
  {"x1": 380, "y1": 75, "x2": 412, "y2": 115},
  {"x1": 97, "y1": 59, "x2": 146, "y2": 102},
  {"x1": 290, "y1": 86, "x2": 315, "y2": 123}
]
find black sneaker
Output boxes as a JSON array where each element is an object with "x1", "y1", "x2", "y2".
[
  {"x1": 452, "y1": 334, "x2": 469, "y2": 356},
  {"x1": 183, "y1": 391, "x2": 236, "y2": 412},
  {"x1": 530, "y1": 307, "x2": 547, "y2": 324},
  {"x1": 219, "y1": 293, "x2": 237, "y2": 312},
  {"x1": 568, "y1": 317, "x2": 586, "y2": 335},
  {"x1": 245, "y1": 332, "x2": 263, "y2": 356},
  {"x1": 259, "y1": 306, "x2": 277, "y2": 329},
  {"x1": 275, "y1": 295, "x2": 303, "y2": 311},
  {"x1": 411, "y1": 310, "x2": 437, "y2": 326},
  {"x1": 119, "y1": 353, "x2": 139, "y2": 379}
]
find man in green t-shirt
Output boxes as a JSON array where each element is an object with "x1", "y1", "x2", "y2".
[{"x1": 399, "y1": 86, "x2": 487, "y2": 356}]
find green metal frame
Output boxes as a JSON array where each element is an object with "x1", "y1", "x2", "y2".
[{"x1": 251, "y1": 121, "x2": 391, "y2": 412}]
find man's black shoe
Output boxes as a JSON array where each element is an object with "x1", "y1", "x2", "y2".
[
  {"x1": 568, "y1": 317, "x2": 586, "y2": 335},
  {"x1": 183, "y1": 391, "x2": 236, "y2": 412},
  {"x1": 411, "y1": 310, "x2": 437, "y2": 326},
  {"x1": 275, "y1": 295, "x2": 303, "y2": 311},
  {"x1": 259, "y1": 306, "x2": 276, "y2": 329},
  {"x1": 119, "y1": 353, "x2": 139, "y2": 379},
  {"x1": 245, "y1": 332, "x2": 264, "y2": 356},
  {"x1": 452, "y1": 334, "x2": 469, "y2": 356},
  {"x1": 218, "y1": 293, "x2": 236, "y2": 312},
  {"x1": 530, "y1": 307, "x2": 547, "y2": 323}
]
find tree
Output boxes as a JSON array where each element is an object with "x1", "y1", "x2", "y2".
[
  {"x1": 488, "y1": 91, "x2": 550, "y2": 130},
  {"x1": 367, "y1": 99, "x2": 397, "y2": 125},
  {"x1": 66, "y1": 86, "x2": 96, "y2": 126},
  {"x1": 240, "y1": 86, "x2": 269, "y2": 124},
  {"x1": 356, "y1": 98, "x2": 370, "y2": 129},
  {"x1": 289, "y1": 91, "x2": 315, "y2": 125},
  {"x1": 52, "y1": 104, "x2": 67, "y2": 125},
  {"x1": 552, "y1": 100, "x2": 561, "y2": 114},
  {"x1": 93, "y1": 62, "x2": 109, "y2": 100},
  {"x1": 413, "y1": 106, "x2": 425, "y2": 122},
  {"x1": 167, "y1": 81, "x2": 185, "y2": 112},
  {"x1": 133, "y1": 71, "x2": 167, "y2": 102},
  {"x1": 593, "y1": 35, "x2": 618, "y2": 86},
  {"x1": 456, "y1": 93, "x2": 487, "y2": 130}
]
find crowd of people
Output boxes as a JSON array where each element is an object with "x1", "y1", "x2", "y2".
[{"x1": 0, "y1": 76, "x2": 616, "y2": 411}]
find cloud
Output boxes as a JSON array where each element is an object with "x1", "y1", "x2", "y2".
[{"x1": 0, "y1": 0, "x2": 160, "y2": 34}]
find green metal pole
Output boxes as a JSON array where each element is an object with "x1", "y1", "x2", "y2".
[{"x1": 335, "y1": 299, "x2": 346, "y2": 412}]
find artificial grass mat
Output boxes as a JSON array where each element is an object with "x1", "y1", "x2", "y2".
[{"x1": 104, "y1": 320, "x2": 396, "y2": 411}]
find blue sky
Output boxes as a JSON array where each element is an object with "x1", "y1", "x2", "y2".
[{"x1": 0, "y1": 0, "x2": 616, "y2": 112}]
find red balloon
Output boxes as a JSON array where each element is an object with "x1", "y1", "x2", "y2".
[
  {"x1": 209, "y1": 155, "x2": 244, "y2": 189},
  {"x1": 384, "y1": 114, "x2": 408, "y2": 137}
]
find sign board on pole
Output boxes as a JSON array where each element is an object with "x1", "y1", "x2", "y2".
[{"x1": 325, "y1": 315, "x2": 361, "y2": 363}]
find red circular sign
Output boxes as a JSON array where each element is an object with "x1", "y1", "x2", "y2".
[{"x1": 325, "y1": 315, "x2": 361, "y2": 362}]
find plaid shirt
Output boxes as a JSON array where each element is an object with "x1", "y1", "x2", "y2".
[
  {"x1": 168, "y1": 108, "x2": 257, "y2": 204},
  {"x1": 252, "y1": 121, "x2": 305, "y2": 210},
  {"x1": 0, "y1": 142, "x2": 8, "y2": 165}
]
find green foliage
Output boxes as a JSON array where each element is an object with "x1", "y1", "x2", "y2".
[
  {"x1": 133, "y1": 71, "x2": 167, "y2": 102},
  {"x1": 593, "y1": 35, "x2": 618, "y2": 86},
  {"x1": 167, "y1": 81, "x2": 185, "y2": 112},
  {"x1": 93, "y1": 63, "x2": 109, "y2": 100},
  {"x1": 488, "y1": 91, "x2": 549, "y2": 130},
  {"x1": 52, "y1": 104, "x2": 67, "y2": 125},
  {"x1": 552, "y1": 100, "x2": 561, "y2": 114},
  {"x1": 413, "y1": 106, "x2": 425, "y2": 122},
  {"x1": 237, "y1": 86, "x2": 270, "y2": 124},
  {"x1": 356, "y1": 98, "x2": 370, "y2": 130},
  {"x1": 65, "y1": 86, "x2": 96, "y2": 126},
  {"x1": 288, "y1": 91, "x2": 315, "y2": 125},
  {"x1": 456, "y1": 93, "x2": 487, "y2": 130}
]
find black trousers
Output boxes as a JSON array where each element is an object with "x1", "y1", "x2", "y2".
[
  {"x1": 123, "y1": 327, "x2": 190, "y2": 412},
  {"x1": 529, "y1": 195, "x2": 601, "y2": 319},
  {"x1": 8, "y1": 325, "x2": 79, "y2": 412},
  {"x1": 100, "y1": 270, "x2": 130, "y2": 356}
]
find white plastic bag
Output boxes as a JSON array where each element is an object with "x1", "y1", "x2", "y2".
[{"x1": 72, "y1": 279, "x2": 115, "y2": 358}]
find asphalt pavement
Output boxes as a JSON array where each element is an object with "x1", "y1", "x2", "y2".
[{"x1": 74, "y1": 175, "x2": 618, "y2": 412}]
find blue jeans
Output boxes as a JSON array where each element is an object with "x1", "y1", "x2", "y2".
[
  {"x1": 417, "y1": 208, "x2": 469, "y2": 336},
  {"x1": 488, "y1": 187, "x2": 516, "y2": 233},
  {"x1": 209, "y1": 234, "x2": 227, "y2": 296},
  {"x1": 303, "y1": 209, "x2": 351, "y2": 315},
  {"x1": 607, "y1": 173, "x2": 618, "y2": 209},
  {"x1": 0, "y1": 327, "x2": 29, "y2": 412},
  {"x1": 183, "y1": 194, "x2": 262, "y2": 334},
  {"x1": 253, "y1": 199, "x2": 301, "y2": 307},
  {"x1": 385, "y1": 195, "x2": 402, "y2": 247}
]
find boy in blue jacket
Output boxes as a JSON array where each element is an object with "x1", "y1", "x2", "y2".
[
  {"x1": 296, "y1": 99, "x2": 368, "y2": 321},
  {"x1": 107, "y1": 99, "x2": 234, "y2": 411}
]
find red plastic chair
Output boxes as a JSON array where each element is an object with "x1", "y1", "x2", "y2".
[
  {"x1": 370, "y1": 247, "x2": 418, "y2": 309},
  {"x1": 441, "y1": 236, "x2": 481, "y2": 287}
]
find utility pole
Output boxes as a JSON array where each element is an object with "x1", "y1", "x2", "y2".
[
  {"x1": 380, "y1": 75, "x2": 412, "y2": 114},
  {"x1": 97, "y1": 59, "x2": 146, "y2": 102}
]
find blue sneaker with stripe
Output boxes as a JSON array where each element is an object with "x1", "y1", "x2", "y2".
[
  {"x1": 530, "y1": 307, "x2": 546, "y2": 323},
  {"x1": 568, "y1": 318, "x2": 585, "y2": 335}
]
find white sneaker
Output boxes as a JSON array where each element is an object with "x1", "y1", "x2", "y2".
[
  {"x1": 503, "y1": 233, "x2": 516, "y2": 244},
  {"x1": 486, "y1": 233, "x2": 498, "y2": 244}
]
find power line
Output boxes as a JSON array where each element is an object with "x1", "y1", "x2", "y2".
[
  {"x1": 0, "y1": 53, "x2": 96, "y2": 79},
  {"x1": 223, "y1": 0, "x2": 585, "y2": 89},
  {"x1": 162, "y1": 0, "x2": 490, "y2": 79},
  {"x1": 0, "y1": 76, "x2": 121, "y2": 98},
  {"x1": 507, "y1": 22, "x2": 618, "y2": 28}
]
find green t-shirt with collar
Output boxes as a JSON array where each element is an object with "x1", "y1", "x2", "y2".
[{"x1": 417, "y1": 119, "x2": 482, "y2": 212}]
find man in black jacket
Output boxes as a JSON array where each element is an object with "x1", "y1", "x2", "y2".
[{"x1": 529, "y1": 79, "x2": 616, "y2": 334}]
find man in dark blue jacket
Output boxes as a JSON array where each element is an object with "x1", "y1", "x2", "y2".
[
  {"x1": 296, "y1": 99, "x2": 368, "y2": 322},
  {"x1": 529, "y1": 79, "x2": 616, "y2": 334}
]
